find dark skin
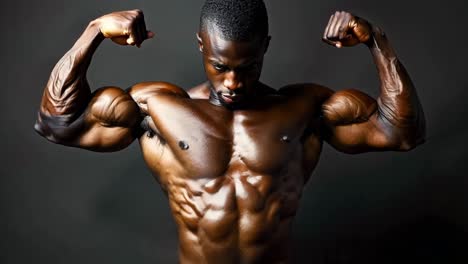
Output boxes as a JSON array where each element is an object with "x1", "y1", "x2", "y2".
[{"x1": 35, "y1": 9, "x2": 425, "y2": 264}]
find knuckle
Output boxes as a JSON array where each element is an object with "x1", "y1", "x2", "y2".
[{"x1": 125, "y1": 22, "x2": 133, "y2": 30}]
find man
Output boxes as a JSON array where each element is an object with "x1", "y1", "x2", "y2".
[{"x1": 34, "y1": 0, "x2": 425, "y2": 263}]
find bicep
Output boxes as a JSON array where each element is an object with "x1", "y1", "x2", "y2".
[
  {"x1": 321, "y1": 89, "x2": 396, "y2": 153},
  {"x1": 35, "y1": 87, "x2": 141, "y2": 152}
]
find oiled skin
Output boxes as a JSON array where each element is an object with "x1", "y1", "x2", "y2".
[
  {"x1": 136, "y1": 83, "x2": 324, "y2": 263},
  {"x1": 34, "y1": 10, "x2": 425, "y2": 264}
]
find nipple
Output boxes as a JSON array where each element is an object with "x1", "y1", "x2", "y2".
[{"x1": 179, "y1": 140, "x2": 190, "y2": 150}]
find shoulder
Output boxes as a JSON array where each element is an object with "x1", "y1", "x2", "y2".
[
  {"x1": 278, "y1": 83, "x2": 334, "y2": 104},
  {"x1": 127, "y1": 81, "x2": 189, "y2": 99},
  {"x1": 126, "y1": 81, "x2": 190, "y2": 113},
  {"x1": 277, "y1": 84, "x2": 377, "y2": 125}
]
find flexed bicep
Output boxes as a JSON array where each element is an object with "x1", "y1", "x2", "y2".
[
  {"x1": 319, "y1": 11, "x2": 426, "y2": 153},
  {"x1": 321, "y1": 89, "x2": 396, "y2": 154},
  {"x1": 35, "y1": 87, "x2": 142, "y2": 152},
  {"x1": 34, "y1": 10, "x2": 158, "y2": 152}
]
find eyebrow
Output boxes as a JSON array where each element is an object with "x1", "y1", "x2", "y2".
[
  {"x1": 208, "y1": 58, "x2": 257, "y2": 68},
  {"x1": 208, "y1": 58, "x2": 226, "y2": 65}
]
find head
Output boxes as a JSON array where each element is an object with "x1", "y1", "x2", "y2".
[{"x1": 198, "y1": 0, "x2": 271, "y2": 108}]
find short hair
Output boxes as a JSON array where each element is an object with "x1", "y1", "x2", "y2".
[{"x1": 200, "y1": 0, "x2": 269, "y2": 41}]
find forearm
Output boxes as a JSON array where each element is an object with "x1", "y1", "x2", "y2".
[
  {"x1": 35, "y1": 20, "x2": 104, "y2": 143},
  {"x1": 368, "y1": 26, "x2": 426, "y2": 148},
  {"x1": 39, "y1": 20, "x2": 104, "y2": 119}
]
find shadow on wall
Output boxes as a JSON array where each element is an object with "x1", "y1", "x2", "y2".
[
  {"x1": 291, "y1": 86, "x2": 468, "y2": 263},
  {"x1": 293, "y1": 215, "x2": 468, "y2": 264}
]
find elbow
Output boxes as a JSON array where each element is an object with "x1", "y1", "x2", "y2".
[
  {"x1": 397, "y1": 136, "x2": 425, "y2": 151},
  {"x1": 34, "y1": 112, "x2": 78, "y2": 145},
  {"x1": 396, "y1": 125, "x2": 427, "y2": 152},
  {"x1": 34, "y1": 119, "x2": 46, "y2": 138},
  {"x1": 381, "y1": 108, "x2": 427, "y2": 151},
  {"x1": 34, "y1": 119, "x2": 64, "y2": 145}
]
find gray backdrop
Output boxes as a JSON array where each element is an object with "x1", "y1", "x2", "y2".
[{"x1": 2, "y1": 0, "x2": 467, "y2": 263}]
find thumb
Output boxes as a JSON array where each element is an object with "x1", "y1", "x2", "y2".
[{"x1": 146, "y1": 30, "x2": 155, "y2": 39}]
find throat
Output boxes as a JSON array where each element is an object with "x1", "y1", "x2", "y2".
[{"x1": 208, "y1": 89, "x2": 224, "y2": 107}]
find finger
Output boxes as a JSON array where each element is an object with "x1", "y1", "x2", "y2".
[
  {"x1": 127, "y1": 35, "x2": 136, "y2": 46},
  {"x1": 348, "y1": 15, "x2": 359, "y2": 29},
  {"x1": 132, "y1": 20, "x2": 143, "y2": 47},
  {"x1": 343, "y1": 12, "x2": 353, "y2": 30},
  {"x1": 134, "y1": 23, "x2": 143, "y2": 47},
  {"x1": 338, "y1": 13, "x2": 352, "y2": 39},
  {"x1": 139, "y1": 18, "x2": 150, "y2": 46},
  {"x1": 134, "y1": 14, "x2": 146, "y2": 47},
  {"x1": 121, "y1": 27, "x2": 130, "y2": 37},
  {"x1": 331, "y1": 11, "x2": 346, "y2": 39},
  {"x1": 138, "y1": 11, "x2": 148, "y2": 40},
  {"x1": 327, "y1": 12, "x2": 339, "y2": 39},
  {"x1": 323, "y1": 14, "x2": 334, "y2": 40},
  {"x1": 146, "y1": 31, "x2": 155, "y2": 39},
  {"x1": 121, "y1": 26, "x2": 135, "y2": 46},
  {"x1": 122, "y1": 21, "x2": 135, "y2": 45},
  {"x1": 322, "y1": 37, "x2": 338, "y2": 47},
  {"x1": 111, "y1": 36, "x2": 128, "y2": 45}
]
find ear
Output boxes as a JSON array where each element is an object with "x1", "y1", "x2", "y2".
[
  {"x1": 196, "y1": 33, "x2": 203, "y2": 52},
  {"x1": 263, "y1": 35, "x2": 271, "y2": 54}
]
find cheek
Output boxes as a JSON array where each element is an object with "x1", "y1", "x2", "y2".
[
  {"x1": 203, "y1": 64, "x2": 218, "y2": 80},
  {"x1": 207, "y1": 70, "x2": 222, "y2": 83},
  {"x1": 204, "y1": 69, "x2": 224, "y2": 90}
]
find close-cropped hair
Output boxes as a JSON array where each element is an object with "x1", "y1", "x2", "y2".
[{"x1": 199, "y1": 0, "x2": 269, "y2": 41}]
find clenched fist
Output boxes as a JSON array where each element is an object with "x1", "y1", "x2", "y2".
[
  {"x1": 322, "y1": 11, "x2": 373, "y2": 48},
  {"x1": 94, "y1": 9, "x2": 154, "y2": 47}
]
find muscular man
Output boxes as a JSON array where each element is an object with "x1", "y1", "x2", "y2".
[{"x1": 34, "y1": 1, "x2": 425, "y2": 263}]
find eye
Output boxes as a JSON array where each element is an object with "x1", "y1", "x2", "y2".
[{"x1": 213, "y1": 63, "x2": 227, "y2": 72}]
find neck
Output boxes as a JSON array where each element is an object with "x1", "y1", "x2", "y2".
[
  {"x1": 208, "y1": 89, "x2": 224, "y2": 106},
  {"x1": 208, "y1": 82, "x2": 275, "y2": 110}
]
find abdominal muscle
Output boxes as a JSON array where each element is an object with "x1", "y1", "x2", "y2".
[{"x1": 164, "y1": 160, "x2": 304, "y2": 264}]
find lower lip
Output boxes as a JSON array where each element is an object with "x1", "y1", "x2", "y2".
[{"x1": 222, "y1": 94, "x2": 241, "y2": 103}]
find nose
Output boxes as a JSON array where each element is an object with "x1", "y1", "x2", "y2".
[{"x1": 223, "y1": 71, "x2": 243, "y2": 91}]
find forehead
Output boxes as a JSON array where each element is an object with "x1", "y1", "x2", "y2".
[{"x1": 200, "y1": 25, "x2": 265, "y2": 63}]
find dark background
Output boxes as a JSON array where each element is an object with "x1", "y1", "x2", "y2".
[{"x1": 2, "y1": 0, "x2": 467, "y2": 263}]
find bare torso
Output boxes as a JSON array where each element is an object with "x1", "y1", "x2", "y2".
[
  {"x1": 138, "y1": 84, "x2": 323, "y2": 263},
  {"x1": 34, "y1": 9, "x2": 425, "y2": 263}
]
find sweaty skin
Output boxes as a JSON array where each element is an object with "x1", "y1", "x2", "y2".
[{"x1": 34, "y1": 10, "x2": 425, "y2": 264}]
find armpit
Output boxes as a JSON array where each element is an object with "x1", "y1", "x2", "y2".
[
  {"x1": 322, "y1": 89, "x2": 377, "y2": 126},
  {"x1": 140, "y1": 115, "x2": 161, "y2": 139}
]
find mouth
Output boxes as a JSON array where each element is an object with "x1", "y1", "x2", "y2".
[{"x1": 221, "y1": 93, "x2": 243, "y2": 104}]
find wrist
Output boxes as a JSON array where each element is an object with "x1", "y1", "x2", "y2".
[
  {"x1": 69, "y1": 19, "x2": 105, "y2": 50},
  {"x1": 366, "y1": 26, "x2": 398, "y2": 59},
  {"x1": 364, "y1": 25, "x2": 381, "y2": 48}
]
